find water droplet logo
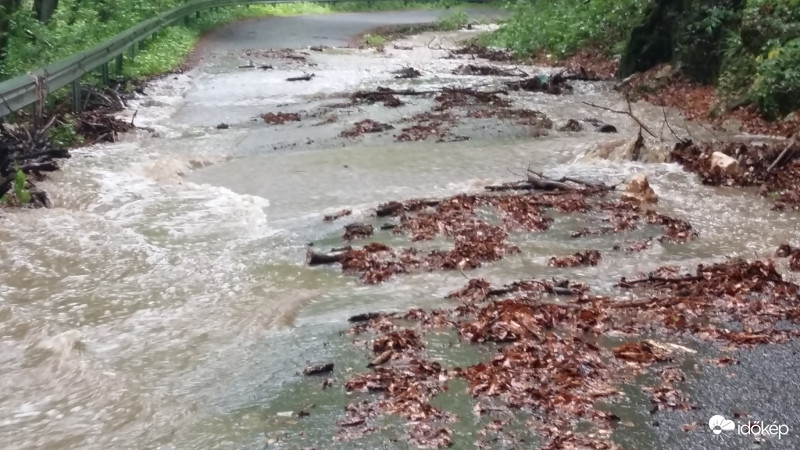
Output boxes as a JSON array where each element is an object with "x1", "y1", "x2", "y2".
[{"x1": 709, "y1": 415, "x2": 735, "y2": 435}]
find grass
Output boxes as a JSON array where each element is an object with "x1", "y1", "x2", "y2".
[
  {"x1": 363, "y1": 33, "x2": 388, "y2": 49},
  {"x1": 123, "y1": 3, "x2": 486, "y2": 79},
  {"x1": 2, "y1": 1, "x2": 480, "y2": 83}
]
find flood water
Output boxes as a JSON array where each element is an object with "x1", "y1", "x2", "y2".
[{"x1": 0, "y1": 10, "x2": 798, "y2": 450}]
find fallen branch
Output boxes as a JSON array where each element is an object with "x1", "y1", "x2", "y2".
[
  {"x1": 307, "y1": 248, "x2": 347, "y2": 265},
  {"x1": 287, "y1": 73, "x2": 315, "y2": 82},
  {"x1": 582, "y1": 99, "x2": 659, "y2": 140},
  {"x1": 767, "y1": 132, "x2": 799, "y2": 172}
]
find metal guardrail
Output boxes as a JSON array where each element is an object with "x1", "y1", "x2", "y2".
[{"x1": 0, "y1": 0, "x2": 417, "y2": 118}]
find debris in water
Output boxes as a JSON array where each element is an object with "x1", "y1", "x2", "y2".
[
  {"x1": 287, "y1": 73, "x2": 316, "y2": 82},
  {"x1": 451, "y1": 64, "x2": 526, "y2": 77},
  {"x1": 261, "y1": 112, "x2": 301, "y2": 124},
  {"x1": 340, "y1": 120, "x2": 394, "y2": 138},
  {"x1": 548, "y1": 250, "x2": 602, "y2": 267},
  {"x1": 324, "y1": 209, "x2": 352, "y2": 222},
  {"x1": 303, "y1": 362, "x2": 334, "y2": 376},
  {"x1": 450, "y1": 44, "x2": 514, "y2": 62},
  {"x1": 342, "y1": 222, "x2": 374, "y2": 241},
  {"x1": 392, "y1": 67, "x2": 422, "y2": 79}
]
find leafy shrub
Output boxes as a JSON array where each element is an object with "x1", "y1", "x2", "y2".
[
  {"x1": 1, "y1": 169, "x2": 31, "y2": 206},
  {"x1": 493, "y1": 0, "x2": 648, "y2": 57},
  {"x1": 750, "y1": 38, "x2": 800, "y2": 119},
  {"x1": 716, "y1": 0, "x2": 800, "y2": 117},
  {"x1": 674, "y1": 1, "x2": 745, "y2": 83},
  {"x1": 436, "y1": 9, "x2": 469, "y2": 31},
  {"x1": 48, "y1": 117, "x2": 84, "y2": 148}
]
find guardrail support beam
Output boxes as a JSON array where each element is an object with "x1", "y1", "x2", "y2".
[
  {"x1": 71, "y1": 80, "x2": 81, "y2": 113},
  {"x1": 116, "y1": 54, "x2": 124, "y2": 75},
  {"x1": 101, "y1": 62, "x2": 110, "y2": 86}
]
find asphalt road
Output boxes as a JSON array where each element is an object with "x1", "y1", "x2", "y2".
[{"x1": 199, "y1": 7, "x2": 506, "y2": 52}]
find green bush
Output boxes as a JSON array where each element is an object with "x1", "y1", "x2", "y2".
[
  {"x1": 750, "y1": 38, "x2": 800, "y2": 119},
  {"x1": 1, "y1": 1, "x2": 460, "y2": 82},
  {"x1": 436, "y1": 9, "x2": 469, "y2": 31},
  {"x1": 48, "y1": 117, "x2": 84, "y2": 148},
  {"x1": 716, "y1": 0, "x2": 800, "y2": 118},
  {"x1": 492, "y1": 0, "x2": 648, "y2": 57}
]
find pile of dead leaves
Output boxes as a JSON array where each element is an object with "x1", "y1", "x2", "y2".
[
  {"x1": 505, "y1": 74, "x2": 573, "y2": 95},
  {"x1": 620, "y1": 64, "x2": 800, "y2": 136},
  {"x1": 261, "y1": 112, "x2": 301, "y2": 124},
  {"x1": 312, "y1": 185, "x2": 697, "y2": 284},
  {"x1": 329, "y1": 256, "x2": 800, "y2": 448},
  {"x1": 433, "y1": 88, "x2": 511, "y2": 111},
  {"x1": 467, "y1": 109, "x2": 554, "y2": 130},
  {"x1": 671, "y1": 139, "x2": 800, "y2": 210},
  {"x1": 450, "y1": 44, "x2": 514, "y2": 62},
  {"x1": 548, "y1": 250, "x2": 602, "y2": 267},
  {"x1": 340, "y1": 119, "x2": 394, "y2": 138},
  {"x1": 775, "y1": 243, "x2": 800, "y2": 271}
]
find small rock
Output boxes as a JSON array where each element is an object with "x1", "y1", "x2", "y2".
[
  {"x1": 721, "y1": 118, "x2": 742, "y2": 133},
  {"x1": 216, "y1": 123, "x2": 230, "y2": 129},
  {"x1": 710, "y1": 151, "x2": 741, "y2": 176},
  {"x1": 558, "y1": 119, "x2": 583, "y2": 132},
  {"x1": 621, "y1": 173, "x2": 658, "y2": 204},
  {"x1": 597, "y1": 124, "x2": 618, "y2": 133},
  {"x1": 654, "y1": 64, "x2": 674, "y2": 80}
]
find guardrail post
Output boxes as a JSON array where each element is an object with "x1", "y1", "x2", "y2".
[
  {"x1": 71, "y1": 80, "x2": 81, "y2": 113},
  {"x1": 129, "y1": 45, "x2": 136, "y2": 60},
  {"x1": 101, "y1": 62, "x2": 110, "y2": 86},
  {"x1": 196, "y1": 11, "x2": 201, "y2": 19},
  {"x1": 115, "y1": 54, "x2": 124, "y2": 75}
]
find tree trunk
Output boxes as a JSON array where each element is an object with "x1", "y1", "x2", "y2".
[
  {"x1": 33, "y1": 0, "x2": 59, "y2": 23},
  {"x1": 618, "y1": 0, "x2": 683, "y2": 78},
  {"x1": 619, "y1": 0, "x2": 746, "y2": 83},
  {"x1": 0, "y1": 0, "x2": 23, "y2": 73}
]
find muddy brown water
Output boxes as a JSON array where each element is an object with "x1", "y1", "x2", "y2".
[{"x1": 1, "y1": 9, "x2": 798, "y2": 450}]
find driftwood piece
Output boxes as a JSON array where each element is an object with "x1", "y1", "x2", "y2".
[
  {"x1": 324, "y1": 209, "x2": 352, "y2": 221},
  {"x1": 307, "y1": 248, "x2": 347, "y2": 266},
  {"x1": 303, "y1": 362, "x2": 334, "y2": 376},
  {"x1": 368, "y1": 350, "x2": 394, "y2": 368},
  {"x1": 392, "y1": 67, "x2": 422, "y2": 79},
  {"x1": 767, "y1": 132, "x2": 799, "y2": 172},
  {"x1": 348, "y1": 312, "x2": 384, "y2": 322},
  {"x1": 485, "y1": 167, "x2": 615, "y2": 193},
  {"x1": 287, "y1": 73, "x2": 315, "y2": 82}
]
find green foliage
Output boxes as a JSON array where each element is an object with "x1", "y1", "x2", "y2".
[
  {"x1": 492, "y1": 0, "x2": 649, "y2": 57},
  {"x1": 750, "y1": 38, "x2": 800, "y2": 119},
  {"x1": 363, "y1": 33, "x2": 387, "y2": 48},
  {"x1": 1, "y1": 1, "x2": 464, "y2": 81},
  {"x1": 14, "y1": 168, "x2": 31, "y2": 204},
  {"x1": 436, "y1": 9, "x2": 469, "y2": 31},
  {"x1": 122, "y1": 26, "x2": 197, "y2": 79},
  {"x1": 716, "y1": 0, "x2": 800, "y2": 118},
  {"x1": 2, "y1": 168, "x2": 31, "y2": 205},
  {"x1": 673, "y1": 1, "x2": 745, "y2": 84},
  {"x1": 48, "y1": 117, "x2": 84, "y2": 147}
]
